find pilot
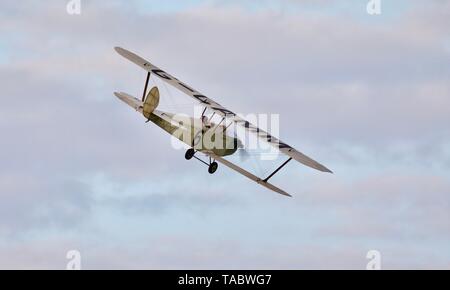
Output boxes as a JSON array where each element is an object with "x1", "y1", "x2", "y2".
[{"x1": 201, "y1": 115, "x2": 211, "y2": 130}]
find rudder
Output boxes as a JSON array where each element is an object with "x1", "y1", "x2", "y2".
[{"x1": 143, "y1": 86, "x2": 160, "y2": 119}]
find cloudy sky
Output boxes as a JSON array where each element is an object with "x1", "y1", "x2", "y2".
[{"x1": 0, "y1": 0, "x2": 449, "y2": 269}]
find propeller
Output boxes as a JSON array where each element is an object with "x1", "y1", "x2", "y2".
[
  {"x1": 237, "y1": 148, "x2": 250, "y2": 162},
  {"x1": 235, "y1": 138, "x2": 250, "y2": 162}
]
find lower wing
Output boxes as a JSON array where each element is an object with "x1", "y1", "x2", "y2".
[{"x1": 206, "y1": 153, "x2": 292, "y2": 197}]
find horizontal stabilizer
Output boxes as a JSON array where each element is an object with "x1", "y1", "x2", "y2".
[{"x1": 114, "y1": 92, "x2": 143, "y2": 113}]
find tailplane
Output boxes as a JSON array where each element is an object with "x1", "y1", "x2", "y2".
[
  {"x1": 114, "y1": 92, "x2": 143, "y2": 113},
  {"x1": 114, "y1": 86, "x2": 159, "y2": 119}
]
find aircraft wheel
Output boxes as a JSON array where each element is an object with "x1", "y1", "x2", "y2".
[
  {"x1": 185, "y1": 148, "x2": 195, "y2": 160},
  {"x1": 208, "y1": 162, "x2": 218, "y2": 174}
]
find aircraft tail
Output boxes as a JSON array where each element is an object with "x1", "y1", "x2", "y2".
[
  {"x1": 142, "y1": 86, "x2": 160, "y2": 119},
  {"x1": 114, "y1": 87, "x2": 159, "y2": 118}
]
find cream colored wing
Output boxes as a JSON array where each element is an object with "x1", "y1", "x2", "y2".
[{"x1": 206, "y1": 153, "x2": 292, "y2": 197}]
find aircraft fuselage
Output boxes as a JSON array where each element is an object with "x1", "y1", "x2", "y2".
[{"x1": 147, "y1": 109, "x2": 239, "y2": 157}]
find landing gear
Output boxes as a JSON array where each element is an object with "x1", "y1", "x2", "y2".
[
  {"x1": 185, "y1": 148, "x2": 196, "y2": 160},
  {"x1": 185, "y1": 149, "x2": 218, "y2": 174},
  {"x1": 208, "y1": 162, "x2": 218, "y2": 174}
]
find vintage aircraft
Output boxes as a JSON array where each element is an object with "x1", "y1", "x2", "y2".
[{"x1": 114, "y1": 47, "x2": 332, "y2": 197}]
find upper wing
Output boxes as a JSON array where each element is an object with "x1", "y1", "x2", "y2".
[
  {"x1": 115, "y1": 47, "x2": 332, "y2": 173},
  {"x1": 206, "y1": 153, "x2": 292, "y2": 197},
  {"x1": 231, "y1": 115, "x2": 333, "y2": 173},
  {"x1": 115, "y1": 47, "x2": 233, "y2": 116}
]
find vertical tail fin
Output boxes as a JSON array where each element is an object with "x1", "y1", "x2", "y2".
[{"x1": 143, "y1": 86, "x2": 160, "y2": 119}]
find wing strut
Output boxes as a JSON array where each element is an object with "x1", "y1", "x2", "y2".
[
  {"x1": 142, "y1": 72, "x2": 151, "y2": 102},
  {"x1": 201, "y1": 107, "x2": 207, "y2": 117},
  {"x1": 264, "y1": 157, "x2": 293, "y2": 182},
  {"x1": 213, "y1": 117, "x2": 226, "y2": 133}
]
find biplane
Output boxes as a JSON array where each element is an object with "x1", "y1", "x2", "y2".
[{"x1": 114, "y1": 47, "x2": 332, "y2": 197}]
